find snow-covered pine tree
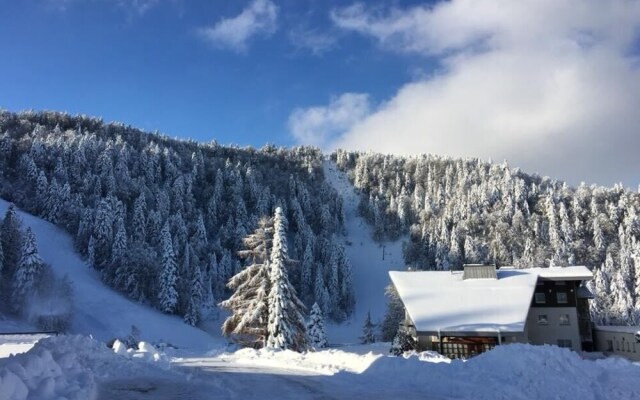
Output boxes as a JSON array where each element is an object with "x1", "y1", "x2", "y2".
[
  {"x1": 306, "y1": 302, "x2": 327, "y2": 350},
  {"x1": 184, "y1": 265, "x2": 203, "y2": 326},
  {"x1": 111, "y1": 222, "x2": 127, "y2": 266},
  {"x1": 300, "y1": 242, "x2": 314, "y2": 297},
  {"x1": 266, "y1": 207, "x2": 307, "y2": 351},
  {"x1": 1, "y1": 204, "x2": 23, "y2": 279},
  {"x1": 158, "y1": 222, "x2": 178, "y2": 314},
  {"x1": 12, "y1": 227, "x2": 44, "y2": 312},
  {"x1": 381, "y1": 284, "x2": 405, "y2": 341},
  {"x1": 132, "y1": 194, "x2": 147, "y2": 244},
  {"x1": 87, "y1": 235, "x2": 96, "y2": 268},
  {"x1": 220, "y1": 217, "x2": 273, "y2": 347},
  {"x1": 360, "y1": 311, "x2": 376, "y2": 344},
  {"x1": 92, "y1": 199, "x2": 113, "y2": 270},
  {"x1": 389, "y1": 322, "x2": 417, "y2": 356}
]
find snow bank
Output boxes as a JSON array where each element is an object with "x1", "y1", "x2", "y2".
[
  {"x1": 356, "y1": 344, "x2": 640, "y2": 400},
  {"x1": 0, "y1": 335, "x2": 174, "y2": 400}
]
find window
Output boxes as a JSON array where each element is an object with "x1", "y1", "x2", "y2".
[
  {"x1": 616, "y1": 341, "x2": 620, "y2": 351},
  {"x1": 535, "y1": 293, "x2": 546, "y2": 304},
  {"x1": 606, "y1": 340, "x2": 613, "y2": 352},
  {"x1": 537, "y1": 315, "x2": 548, "y2": 325},
  {"x1": 626, "y1": 342, "x2": 630, "y2": 352},
  {"x1": 557, "y1": 339, "x2": 572, "y2": 348},
  {"x1": 556, "y1": 292, "x2": 568, "y2": 304},
  {"x1": 559, "y1": 314, "x2": 570, "y2": 326}
]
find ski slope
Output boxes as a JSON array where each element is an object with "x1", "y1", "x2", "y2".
[
  {"x1": 0, "y1": 200, "x2": 220, "y2": 351},
  {"x1": 323, "y1": 160, "x2": 406, "y2": 343}
]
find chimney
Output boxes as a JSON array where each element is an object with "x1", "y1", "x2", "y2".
[{"x1": 462, "y1": 264, "x2": 497, "y2": 280}]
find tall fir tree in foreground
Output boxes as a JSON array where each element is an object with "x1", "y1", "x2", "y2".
[
  {"x1": 158, "y1": 222, "x2": 178, "y2": 313},
  {"x1": 266, "y1": 207, "x2": 307, "y2": 351},
  {"x1": 360, "y1": 311, "x2": 376, "y2": 344},
  {"x1": 12, "y1": 227, "x2": 44, "y2": 312},
  {"x1": 306, "y1": 302, "x2": 327, "y2": 349},
  {"x1": 220, "y1": 217, "x2": 273, "y2": 347}
]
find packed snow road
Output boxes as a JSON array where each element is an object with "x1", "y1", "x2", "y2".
[{"x1": 98, "y1": 361, "x2": 338, "y2": 400}]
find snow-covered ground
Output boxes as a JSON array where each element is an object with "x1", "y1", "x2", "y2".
[
  {"x1": 323, "y1": 160, "x2": 406, "y2": 343},
  {"x1": 0, "y1": 200, "x2": 221, "y2": 351},
  {"x1": 3, "y1": 335, "x2": 640, "y2": 400}
]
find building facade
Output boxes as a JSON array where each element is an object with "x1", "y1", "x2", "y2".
[
  {"x1": 593, "y1": 326, "x2": 640, "y2": 361},
  {"x1": 389, "y1": 264, "x2": 594, "y2": 359}
]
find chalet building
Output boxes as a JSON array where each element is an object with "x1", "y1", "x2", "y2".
[{"x1": 389, "y1": 264, "x2": 594, "y2": 359}]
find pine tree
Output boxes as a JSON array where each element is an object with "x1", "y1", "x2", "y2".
[
  {"x1": 111, "y1": 222, "x2": 127, "y2": 265},
  {"x1": 92, "y1": 199, "x2": 113, "y2": 270},
  {"x1": 132, "y1": 194, "x2": 147, "y2": 244},
  {"x1": 1, "y1": 204, "x2": 23, "y2": 279},
  {"x1": 220, "y1": 217, "x2": 273, "y2": 347},
  {"x1": 158, "y1": 222, "x2": 178, "y2": 314},
  {"x1": 381, "y1": 284, "x2": 405, "y2": 341},
  {"x1": 184, "y1": 266, "x2": 203, "y2": 326},
  {"x1": 12, "y1": 227, "x2": 44, "y2": 312},
  {"x1": 266, "y1": 207, "x2": 307, "y2": 351},
  {"x1": 306, "y1": 302, "x2": 327, "y2": 349},
  {"x1": 390, "y1": 322, "x2": 417, "y2": 356},
  {"x1": 87, "y1": 235, "x2": 96, "y2": 268},
  {"x1": 360, "y1": 311, "x2": 376, "y2": 344},
  {"x1": 300, "y1": 243, "x2": 314, "y2": 295}
]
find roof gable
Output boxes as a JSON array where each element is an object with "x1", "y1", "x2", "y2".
[{"x1": 389, "y1": 266, "x2": 592, "y2": 335}]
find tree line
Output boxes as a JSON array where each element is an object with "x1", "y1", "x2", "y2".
[{"x1": 0, "y1": 110, "x2": 354, "y2": 331}]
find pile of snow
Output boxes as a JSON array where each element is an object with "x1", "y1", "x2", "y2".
[
  {"x1": 111, "y1": 340, "x2": 170, "y2": 368},
  {"x1": 0, "y1": 335, "x2": 174, "y2": 400},
  {"x1": 177, "y1": 343, "x2": 640, "y2": 399},
  {"x1": 0, "y1": 335, "x2": 52, "y2": 360},
  {"x1": 354, "y1": 344, "x2": 640, "y2": 400}
]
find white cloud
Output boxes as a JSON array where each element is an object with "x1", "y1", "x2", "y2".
[
  {"x1": 289, "y1": 27, "x2": 337, "y2": 55},
  {"x1": 305, "y1": 0, "x2": 640, "y2": 187},
  {"x1": 288, "y1": 93, "x2": 370, "y2": 148},
  {"x1": 121, "y1": 0, "x2": 160, "y2": 15},
  {"x1": 199, "y1": 0, "x2": 278, "y2": 53},
  {"x1": 45, "y1": 0, "x2": 163, "y2": 15}
]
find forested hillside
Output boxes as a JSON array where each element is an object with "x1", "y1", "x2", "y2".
[
  {"x1": 0, "y1": 110, "x2": 354, "y2": 326},
  {"x1": 332, "y1": 150, "x2": 640, "y2": 326}
]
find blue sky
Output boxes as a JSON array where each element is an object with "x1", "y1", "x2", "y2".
[
  {"x1": 1, "y1": 0, "x2": 640, "y2": 186},
  {"x1": 0, "y1": 0, "x2": 429, "y2": 147}
]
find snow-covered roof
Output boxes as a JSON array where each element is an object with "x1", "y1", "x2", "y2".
[
  {"x1": 389, "y1": 266, "x2": 593, "y2": 335},
  {"x1": 594, "y1": 325, "x2": 640, "y2": 335},
  {"x1": 534, "y1": 265, "x2": 593, "y2": 281}
]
